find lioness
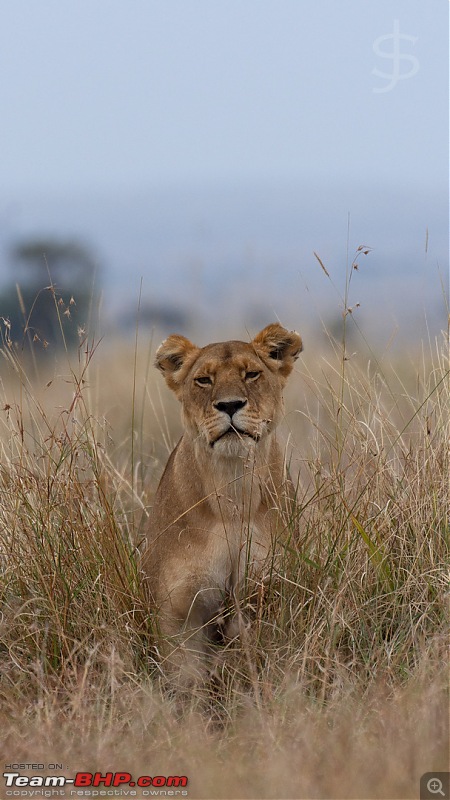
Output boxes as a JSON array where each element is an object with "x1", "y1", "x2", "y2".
[{"x1": 143, "y1": 323, "x2": 302, "y2": 685}]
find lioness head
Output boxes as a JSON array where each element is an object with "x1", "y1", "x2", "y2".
[{"x1": 155, "y1": 323, "x2": 302, "y2": 457}]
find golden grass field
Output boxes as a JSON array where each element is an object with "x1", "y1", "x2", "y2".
[{"x1": 0, "y1": 299, "x2": 448, "y2": 799}]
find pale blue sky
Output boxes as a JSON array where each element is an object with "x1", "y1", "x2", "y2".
[
  {"x1": 0, "y1": 1, "x2": 447, "y2": 343},
  {"x1": 0, "y1": 0, "x2": 447, "y2": 192}
]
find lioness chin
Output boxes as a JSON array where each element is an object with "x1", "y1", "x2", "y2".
[{"x1": 143, "y1": 323, "x2": 302, "y2": 688}]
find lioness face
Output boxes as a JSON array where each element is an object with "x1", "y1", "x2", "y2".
[
  {"x1": 155, "y1": 323, "x2": 302, "y2": 456},
  {"x1": 184, "y1": 340, "x2": 285, "y2": 455}
]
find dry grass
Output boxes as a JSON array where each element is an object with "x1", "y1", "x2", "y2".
[{"x1": 0, "y1": 305, "x2": 448, "y2": 799}]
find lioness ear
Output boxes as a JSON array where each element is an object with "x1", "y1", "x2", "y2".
[
  {"x1": 252, "y1": 323, "x2": 303, "y2": 378},
  {"x1": 155, "y1": 334, "x2": 200, "y2": 396}
]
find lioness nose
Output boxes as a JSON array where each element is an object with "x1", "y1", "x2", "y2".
[{"x1": 214, "y1": 399, "x2": 247, "y2": 418}]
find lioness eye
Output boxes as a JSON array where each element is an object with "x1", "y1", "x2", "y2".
[
  {"x1": 245, "y1": 371, "x2": 261, "y2": 381},
  {"x1": 195, "y1": 376, "x2": 212, "y2": 386}
]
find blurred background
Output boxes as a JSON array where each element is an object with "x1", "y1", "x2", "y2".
[{"x1": 0, "y1": 0, "x2": 448, "y2": 352}]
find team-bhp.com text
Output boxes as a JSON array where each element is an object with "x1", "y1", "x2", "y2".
[{"x1": 3, "y1": 772, "x2": 188, "y2": 797}]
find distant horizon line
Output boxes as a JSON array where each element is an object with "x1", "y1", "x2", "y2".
[{"x1": 2, "y1": 173, "x2": 446, "y2": 201}]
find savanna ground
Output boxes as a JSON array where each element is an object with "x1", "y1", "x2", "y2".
[{"x1": 0, "y1": 281, "x2": 448, "y2": 799}]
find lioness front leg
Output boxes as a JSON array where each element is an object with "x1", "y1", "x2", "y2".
[{"x1": 157, "y1": 577, "x2": 224, "y2": 691}]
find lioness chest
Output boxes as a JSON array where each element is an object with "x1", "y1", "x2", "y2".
[{"x1": 154, "y1": 482, "x2": 275, "y2": 604}]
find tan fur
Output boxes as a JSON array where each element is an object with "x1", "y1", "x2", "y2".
[{"x1": 142, "y1": 323, "x2": 302, "y2": 686}]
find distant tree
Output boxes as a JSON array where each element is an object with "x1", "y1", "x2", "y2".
[
  {"x1": 13, "y1": 239, "x2": 96, "y2": 285},
  {"x1": 0, "y1": 237, "x2": 100, "y2": 351},
  {"x1": 119, "y1": 301, "x2": 190, "y2": 334}
]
